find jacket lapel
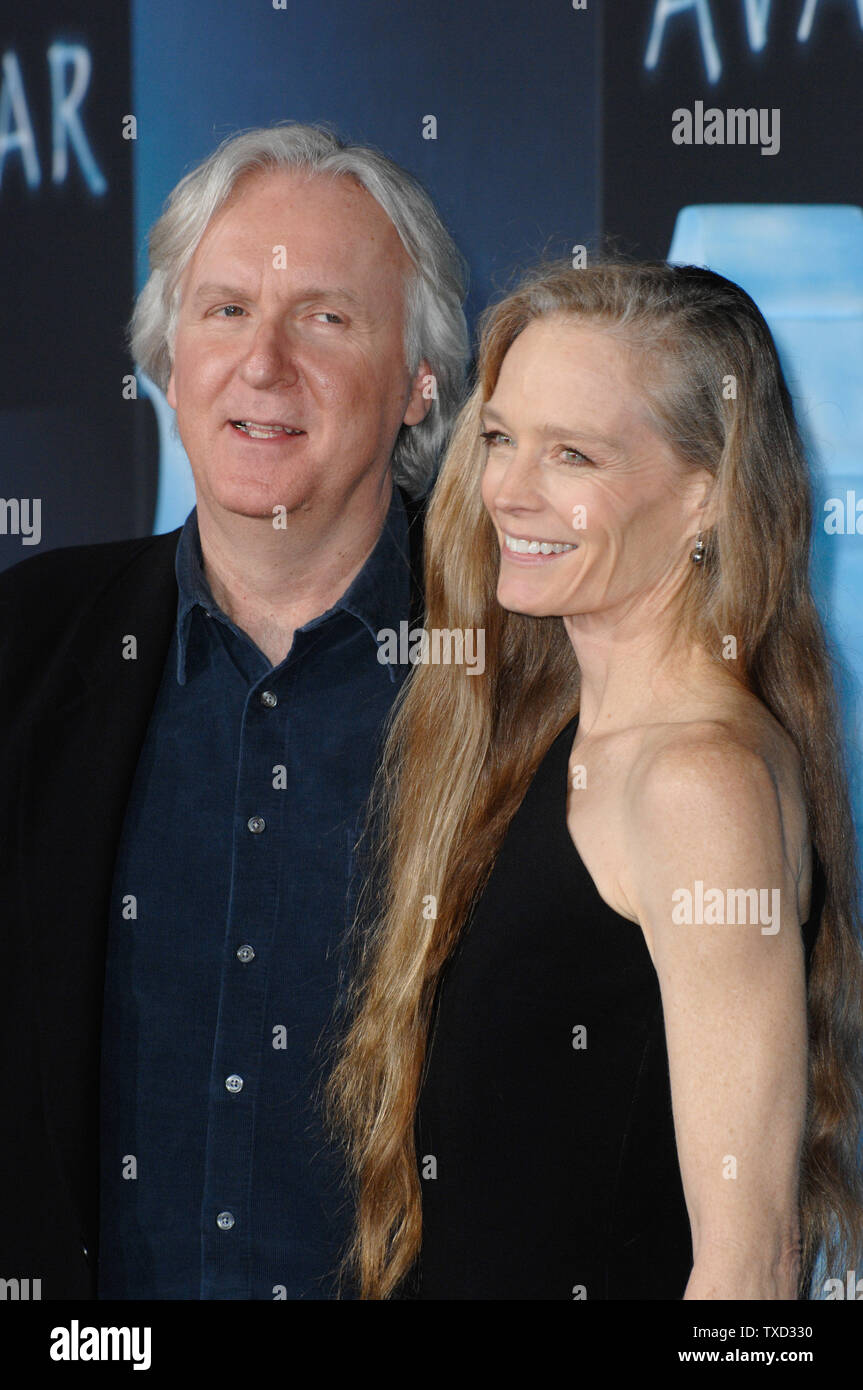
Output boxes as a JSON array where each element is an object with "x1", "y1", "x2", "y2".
[{"x1": 18, "y1": 529, "x2": 181, "y2": 1246}]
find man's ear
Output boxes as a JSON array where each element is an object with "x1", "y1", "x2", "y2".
[{"x1": 403, "y1": 358, "x2": 434, "y2": 427}]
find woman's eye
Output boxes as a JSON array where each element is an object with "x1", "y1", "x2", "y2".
[
  {"x1": 215, "y1": 305, "x2": 245, "y2": 317},
  {"x1": 560, "y1": 446, "x2": 592, "y2": 465},
  {"x1": 480, "y1": 430, "x2": 511, "y2": 447}
]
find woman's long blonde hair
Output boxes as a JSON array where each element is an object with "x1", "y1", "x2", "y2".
[{"x1": 326, "y1": 261, "x2": 863, "y2": 1299}]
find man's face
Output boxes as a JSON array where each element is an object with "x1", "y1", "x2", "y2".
[{"x1": 166, "y1": 168, "x2": 430, "y2": 527}]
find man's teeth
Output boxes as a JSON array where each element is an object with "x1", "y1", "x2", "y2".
[
  {"x1": 233, "y1": 421, "x2": 303, "y2": 438},
  {"x1": 504, "y1": 533, "x2": 576, "y2": 555}
]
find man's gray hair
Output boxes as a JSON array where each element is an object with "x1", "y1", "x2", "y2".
[{"x1": 131, "y1": 123, "x2": 470, "y2": 497}]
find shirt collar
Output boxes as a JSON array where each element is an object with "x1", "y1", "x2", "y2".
[{"x1": 174, "y1": 486, "x2": 410, "y2": 685}]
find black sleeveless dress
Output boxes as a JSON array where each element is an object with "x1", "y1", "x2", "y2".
[{"x1": 408, "y1": 717, "x2": 823, "y2": 1300}]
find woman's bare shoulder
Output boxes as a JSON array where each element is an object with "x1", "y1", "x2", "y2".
[{"x1": 624, "y1": 699, "x2": 811, "y2": 921}]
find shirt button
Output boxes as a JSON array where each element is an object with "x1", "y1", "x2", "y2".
[
  {"x1": 260, "y1": 690, "x2": 278, "y2": 708},
  {"x1": 216, "y1": 1211, "x2": 235, "y2": 1231},
  {"x1": 225, "y1": 1074, "x2": 244, "y2": 1094},
  {"x1": 236, "y1": 944, "x2": 256, "y2": 964},
  {"x1": 247, "y1": 815, "x2": 266, "y2": 834}
]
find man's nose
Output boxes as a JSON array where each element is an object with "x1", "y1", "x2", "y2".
[{"x1": 237, "y1": 318, "x2": 300, "y2": 389}]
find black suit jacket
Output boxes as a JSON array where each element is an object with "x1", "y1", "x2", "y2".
[{"x1": 0, "y1": 491, "x2": 424, "y2": 1300}]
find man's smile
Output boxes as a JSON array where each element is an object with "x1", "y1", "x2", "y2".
[{"x1": 230, "y1": 420, "x2": 306, "y2": 439}]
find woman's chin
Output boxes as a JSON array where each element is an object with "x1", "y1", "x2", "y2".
[{"x1": 495, "y1": 581, "x2": 565, "y2": 619}]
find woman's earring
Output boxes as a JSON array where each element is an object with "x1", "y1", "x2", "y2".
[{"x1": 691, "y1": 531, "x2": 705, "y2": 564}]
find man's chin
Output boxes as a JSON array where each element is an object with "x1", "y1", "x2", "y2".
[{"x1": 204, "y1": 488, "x2": 312, "y2": 525}]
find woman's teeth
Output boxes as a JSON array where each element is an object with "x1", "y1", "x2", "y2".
[
  {"x1": 232, "y1": 421, "x2": 303, "y2": 439},
  {"x1": 504, "y1": 533, "x2": 576, "y2": 555}
]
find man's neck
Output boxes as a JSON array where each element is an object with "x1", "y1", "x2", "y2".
[{"x1": 195, "y1": 478, "x2": 393, "y2": 667}]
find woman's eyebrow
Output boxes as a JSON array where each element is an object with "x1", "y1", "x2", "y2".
[{"x1": 481, "y1": 404, "x2": 621, "y2": 450}]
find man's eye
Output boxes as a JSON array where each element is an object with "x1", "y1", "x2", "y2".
[
  {"x1": 215, "y1": 305, "x2": 245, "y2": 317},
  {"x1": 314, "y1": 311, "x2": 343, "y2": 324},
  {"x1": 479, "y1": 430, "x2": 511, "y2": 447}
]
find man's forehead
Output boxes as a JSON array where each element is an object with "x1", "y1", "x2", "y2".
[
  {"x1": 205, "y1": 168, "x2": 399, "y2": 246},
  {"x1": 183, "y1": 166, "x2": 409, "y2": 285}
]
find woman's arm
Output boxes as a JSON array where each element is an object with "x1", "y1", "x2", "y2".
[{"x1": 624, "y1": 733, "x2": 808, "y2": 1300}]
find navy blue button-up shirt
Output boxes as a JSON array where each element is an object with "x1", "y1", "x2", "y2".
[{"x1": 98, "y1": 487, "x2": 412, "y2": 1299}]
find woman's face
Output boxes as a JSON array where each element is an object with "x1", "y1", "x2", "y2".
[{"x1": 479, "y1": 314, "x2": 708, "y2": 625}]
